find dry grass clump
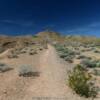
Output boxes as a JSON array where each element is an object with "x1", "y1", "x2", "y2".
[
  {"x1": 29, "y1": 51, "x2": 37, "y2": 55},
  {"x1": 0, "y1": 63, "x2": 12, "y2": 72},
  {"x1": 7, "y1": 54, "x2": 19, "y2": 59},
  {"x1": 18, "y1": 65, "x2": 39, "y2": 77}
]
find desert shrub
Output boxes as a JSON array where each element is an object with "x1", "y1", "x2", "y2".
[
  {"x1": 20, "y1": 50, "x2": 27, "y2": 54},
  {"x1": 0, "y1": 63, "x2": 12, "y2": 72},
  {"x1": 74, "y1": 47, "x2": 79, "y2": 50},
  {"x1": 59, "y1": 50, "x2": 75, "y2": 60},
  {"x1": 59, "y1": 52, "x2": 68, "y2": 58},
  {"x1": 86, "y1": 57, "x2": 92, "y2": 60},
  {"x1": 75, "y1": 51, "x2": 80, "y2": 55},
  {"x1": 55, "y1": 44, "x2": 76, "y2": 63},
  {"x1": 68, "y1": 65, "x2": 97, "y2": 98},
  {"x1": 81, "y1": 59, "x2": 100, "y2": 68},
  {"x1": 8, "y1": 54, "x2": 18, "y2": 58},
  {"x1": 64, "y1": 56, "x2": 73, "y2": 63},
  {"x1": 77, "y1": 55, "x2": 92, "y2": 60},
  {"x1": 76, "y1": 55, "x2": 87, "y2": 59},
  {"x1": 94, "y1": 50, "x2": 100, "y2": 53},
  {"x1": 7, "y1": 52, "x2": 19, "y2": 58},
  {"x1": 80, "y1": 59, "x2": 97, "y2": 68},
  {"x1": 55, "y1": 44, "x2": 64, "y2": 51},
  {"x1": 93, "y1": 69, "x2": 100, "y2": 76},
  {"x1": 81, "y1": 49, "x2": 86, "y2": 52},
  {"x1": 29, "y1": 51, "x2": 37, "y2": 55},
  {"x1": 96, "y1": 61, "x2": 100, "y2": 67},
  {"x1": 39, "y1": 48, "x2": 43, "y2": 51},
  {"x1": 18, "y1": 65, "x2": 39, "y2": 77}
]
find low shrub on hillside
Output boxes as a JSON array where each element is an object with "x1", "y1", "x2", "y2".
[
  {"x1": 94, "y1": 50, "x2": 100, "y2": 53},
  {"x1": 76, "y1": 55, "x2": 87, "y2": 59},
  {"x1": 29, "y1": 51, "x2": 37, "y2": 55},
  {"x1": 81, "y1": 59, "x2": 100, "y2": 68},
  {"x1": 80, "y1": 59, "x2": 96, "y2": 68},
  {"x1": 96, "y1": 61, "x2": 100, "y2": 67},
  {"x1": 0, "y1": 63, "x2": 12, "y2": 72},
  {"x1": 20, "y1": 50, "x2": 27, "y2": 54},
  {"x1": 68, "y1": 64, "x2": 97, "y2": 98},
  {"x1": 55, "y1": 44, "x2": 75, "y2": 62},
  {"x1": 75, "y1": 51, "x2": 80, "y2": 55},
  {"x1": 7, "y1": 53, "x2": 19, "y2": 59},
  {"x1": 64, "y1": 56, "x2": 73, "y2": 63},
  {"x1": 76, "y1": 55, "x2": 92, "y2": 60},
  {"x1": 93, "y1": 69, "x2": 100, "y2": 76},
  {"x1": 18, "y1": 65, "x2": 39, "y2": 77}
]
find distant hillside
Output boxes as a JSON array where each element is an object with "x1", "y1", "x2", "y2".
[
  {"x1": 0, "y1": 31, "x2": 100, "y2": 52},
  {"x1": 37, "y1": 31, "x2": 60, "y2": 36},
  {"x1": 35, "y1": 31, "x2": 64, "y2": 43}
]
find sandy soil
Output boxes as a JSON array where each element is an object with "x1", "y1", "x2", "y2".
[{"x1": 0, "y1": 44, "x2": 99, "y2": 100}]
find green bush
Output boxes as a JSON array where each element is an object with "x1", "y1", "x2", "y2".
[{"x1": 68, "y1": 65, "x2": 97, "y2": 98}]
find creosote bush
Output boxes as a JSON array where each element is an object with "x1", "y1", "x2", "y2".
[{"x1": 68, "y1": 64, "x2": 97, "y2": 98}]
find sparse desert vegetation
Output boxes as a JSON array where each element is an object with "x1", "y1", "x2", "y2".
[
  {"x1": 0, "y1": 0, "x2": 100, "y2": 99},
  {"x1": 0, "y1": 31, "x2": 100, "y2": 100},
  {"x1": 55, "y1": 44, "x2": 75, "y2": 63}
]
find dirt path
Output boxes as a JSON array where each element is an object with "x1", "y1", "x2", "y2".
[
  {"x1": 25, "y1": 44, "x2": 74, "y2": 100},
  {"x1": 38, "y1": 44, "x2": 68, "y2": 96}
]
